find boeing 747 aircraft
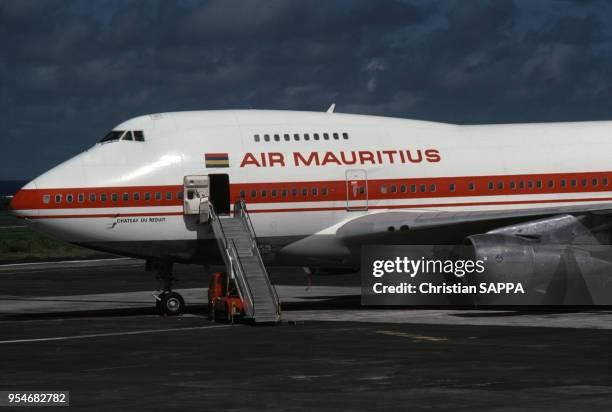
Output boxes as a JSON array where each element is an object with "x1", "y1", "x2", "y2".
[{"x1": 9, "y1": 109, "x2": 612, "y2": 317}]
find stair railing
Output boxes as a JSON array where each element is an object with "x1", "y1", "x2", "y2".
[
  {"x1": 209, "y1": 203, "x2": 255, "y2": 318},
  {"x1": 234, "y1": 199, "x2": 280, "y2": 318}
]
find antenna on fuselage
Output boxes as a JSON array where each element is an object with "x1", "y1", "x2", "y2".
[{"x1": 326, "y1": 103, "x2": 336, "y2": 113}]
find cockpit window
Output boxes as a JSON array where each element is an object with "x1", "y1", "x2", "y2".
[
  {"x1": 99, "y1": 130, "x2": 124, "y2": 143},
  {"x1": 99, "y1": 129, "x2": 145, "y2": 144}
]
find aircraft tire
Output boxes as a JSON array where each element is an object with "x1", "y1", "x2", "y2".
[{"x1": 160, "y1": 292, "x2": 185, "y2": 316}]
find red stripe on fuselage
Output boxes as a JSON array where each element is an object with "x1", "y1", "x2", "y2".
[{"x1": 9, "y1": 171, "x2": 612, "y2": 213}]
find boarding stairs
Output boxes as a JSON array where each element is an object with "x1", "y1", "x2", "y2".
[{"x1": 209, "y1": 199, "x2": 280, "y2": 323}]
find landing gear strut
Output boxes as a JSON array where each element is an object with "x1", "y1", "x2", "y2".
[{"x1": 148, "y1": 260, "x2": 186, "y2": 316}]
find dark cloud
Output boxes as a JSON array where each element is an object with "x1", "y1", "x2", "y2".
[{"x1": 1, "y1": 0, "x2": 612, "y2": 179}]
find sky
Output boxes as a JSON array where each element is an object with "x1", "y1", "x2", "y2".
[{"x1": 2, "y1": 0, "x2": 612, "y2": 180}]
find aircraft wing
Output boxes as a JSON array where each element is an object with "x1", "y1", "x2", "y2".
[{"x1": 277, "y1": 202, "x2": 612, "y2": 266}]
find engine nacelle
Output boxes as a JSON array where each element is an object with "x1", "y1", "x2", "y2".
[{"x1": 463, "y1": 233, "x2": 604, "y2": 304}]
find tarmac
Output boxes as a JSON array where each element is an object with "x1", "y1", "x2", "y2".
[{"x1": 1, "y1": 258, "x2": 612, "y2": 411}]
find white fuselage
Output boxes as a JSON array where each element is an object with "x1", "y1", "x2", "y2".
[{"x1": 10, "y1": 110, "x2": 612, "y2": 265}]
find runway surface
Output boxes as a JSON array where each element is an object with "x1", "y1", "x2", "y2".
[{"x1": 1, "y1": 259, "x2": 612, "y2": 411}]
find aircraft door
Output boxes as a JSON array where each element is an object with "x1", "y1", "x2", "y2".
[
  {"x1": 183, "y1": 175, "x2": 210, "y2": 220},
  {"x1": 209, "y1": 174, "x2": 230, "y2": 215},
  {"x1": 345, "y1": 169, "x2": 368, "y2": 211}
]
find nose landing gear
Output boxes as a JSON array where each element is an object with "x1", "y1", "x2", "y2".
[
  {"x1": 148, "y1": 260, "x2": 186, "y2": 316},
  {"x1": 156, "y1": 291, "x2": 185, "y2": 316}
]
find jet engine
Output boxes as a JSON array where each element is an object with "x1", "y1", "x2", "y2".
[{"x1": 461, "y1": 215, "x2": 612, "y2": 304}]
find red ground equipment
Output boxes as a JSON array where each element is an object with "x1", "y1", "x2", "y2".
[{"x1": 208, "y1": 272, "x2": 245, "y2": 323}]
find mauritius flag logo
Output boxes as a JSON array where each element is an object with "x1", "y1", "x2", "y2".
[{"x1": 205, "y1": 153, "x2": 230, "y2": 168}]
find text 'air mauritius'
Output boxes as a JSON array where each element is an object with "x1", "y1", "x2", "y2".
[{"x1": 240, "y1": 149, "x2": 442, "y2": 168}]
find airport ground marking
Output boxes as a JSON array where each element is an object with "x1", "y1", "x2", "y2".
[
  {"x1": 375, "y1": 330, "x2": 448, "y2": 342},
  {"x1": 0, "y1": 257, "x2": 135, "y2": 268},
  {"x1": 0, "y1": 324, "x2": 235, "y2": 344}
]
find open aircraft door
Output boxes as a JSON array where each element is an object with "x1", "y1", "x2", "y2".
[
  {"x1": 345, "y1": 169, "x2": 368, "y2": 211},
  {"x1": 183, "y1": 175, "x2": 210, "y2": 221}
]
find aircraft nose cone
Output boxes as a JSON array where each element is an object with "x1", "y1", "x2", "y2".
[{"x1": 9, "y1": 180, "x2": 39, "y2": 218}]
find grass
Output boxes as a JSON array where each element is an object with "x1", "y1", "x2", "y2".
[{"x1": 0, "y1": 208, "x2": 115, "y2": 263}]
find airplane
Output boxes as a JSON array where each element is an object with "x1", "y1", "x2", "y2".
[{"x1": 9, "y1": 107, "x2": 612, "y2": 315}]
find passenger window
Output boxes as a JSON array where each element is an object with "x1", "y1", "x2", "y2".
[
  {"x1": 560, "y1": 179, "x2": 567, "y2": 188},
  {"x1": 123, "y1": 193, "x2": 129, "y2": 201},
  {"x1": 420, "y1": 184, "x2": 426, "y2": 193},
  {"x1": 302, "y1": 188, "x2": 308, "y2": 196},
  {"x1": 284, "y1": 134, "x2": 290, "y2": 141},
  {"x1": 282, "y1": 189, "x2": 288, "y2": 197},
  {"x1": 101, "y1": 193, "x2": 107, "y2": 202},
  {"x1": 251, "y1": 190, "x2": 257, "y2": 198},
  {"x1": 264, "y1": 134, "x2": 270, "y2": 142},
  {"x1": 78, "y1": 193, "x2": 85, "y2": 203},
  {"x1": 177, "y1": 192, "x2": 183, "y2": 200},
  {"x1": 144, "y1": 192, "x2": 150, "y2": 201},
  {"x1": 571, "y1": 179, "x2": 577, "y2": 187},
  {"x1": 291, "y1": 188, "x2": 297, "y2": 196},
  {"x1": 43, "y1": 195, "x2": 51, "y2": 204},
  {"x1": 133, "y1": 131, "x2": 145, "y2": 142},
  {"x1": 410, "y1": 184, "x2": 416, "y2": 193},
  {"x1": 112, "y1": 193, "x2": 118, "y2": 202},
  {"x1": 449, "y1": 183, "x2": 455, "y2": 192},
  {"x1": 274, "y1": 134, "x2": 280, "y2": 142},
  {"x1": 322, "y1": 187, "x2": 328, "y2": 196},
  {"x1": 304, "y1": 133, "x2": 310, "y2": 141},
  {"x1": 430, "y1": 184, "x2": 436, "y2": 192},
  {"x1": 89, "y1": 193, "x2": 96, "y2": 202},
  {"x1": 134, "y1": 192, "x2": 140, "y2": 201},
  {"x1": 66, "y1": 194, "x2": 73, "y2": 203},
  {"x1": 166, "y1": 192, "x2": 172, "y2": 200},
  {"x1": 548, "y1": 180, "x2": 554, "y2": 188},
  {"x1": 294, "y1": 134, "x2": 300, "y2": 141},
  {"x1": 519, "y1": 181, "x2": 525, "y2": 189},
  {"x1": 593, "y1": 178, "x2": 598, "y2": 186},
  {"x1": 271, "y1": 189, "x2": 277, "y2": 197},
  {"x1": 488, "y1": 182, "x2": 494, "y2": 190},
  {"x1": 536, "y1": 180, "x2": 542, "y2": 189},
  {"x1": 342, "y1": 132, "x2": 348, "y2": 139},
  {"x1": 468, "y1": 182, "x2": 475, "y2": 191},
  {"x1": 333, "y1": 133, "x2": 339, "y2": 140},
  {"x1": 400, "y1": 184, "x2": 407, "y2": 193},
  {"x1": 312, "y1": 188, "x2": 318, "y2": 196},
  {"x1": 155, "y1": 192, "x2": 161, "y2": 201},
  {"x1": 323, "y1": 133, "x2": 330, "y2": 140},
  {"x1": 240, "y1": 190, "x2": 246, "y2": 198},
  {"x1": 123, "y1": 131, "x2": 134, "y2": 141},
  {"x1": 380, "y1": 185, "x2": 387, "y2": 194},
  {"x1": 581, "y1": 178, "x2": 587, "y2": 187},
  {"x1": 314, "y1": 133, "x2": 320, "y2": 140},
  {"x1": 527, "y1": 181, "x2": 533, "y2": 189},
  {"x1": 261, "y1": 190, "x2": 267, "y2": 198},
  {"x1": 391, "y1": 185, "x2": 397, "y2": 193},
  {"x1": 55, "y1": 194, "x2": 62, "y2": 203},
  {"x1": 604, "y1": 177, "x2": 609, "y2": 186},
  {"x1": 254, "y1": 134, "x2": 260, "y2": 142},
  {"x1": 509, "y1": 181, "x2": 516, "y2": 189},
  {"x1": 497, "y1": 182, "x2": 504, "y2": 190}
]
